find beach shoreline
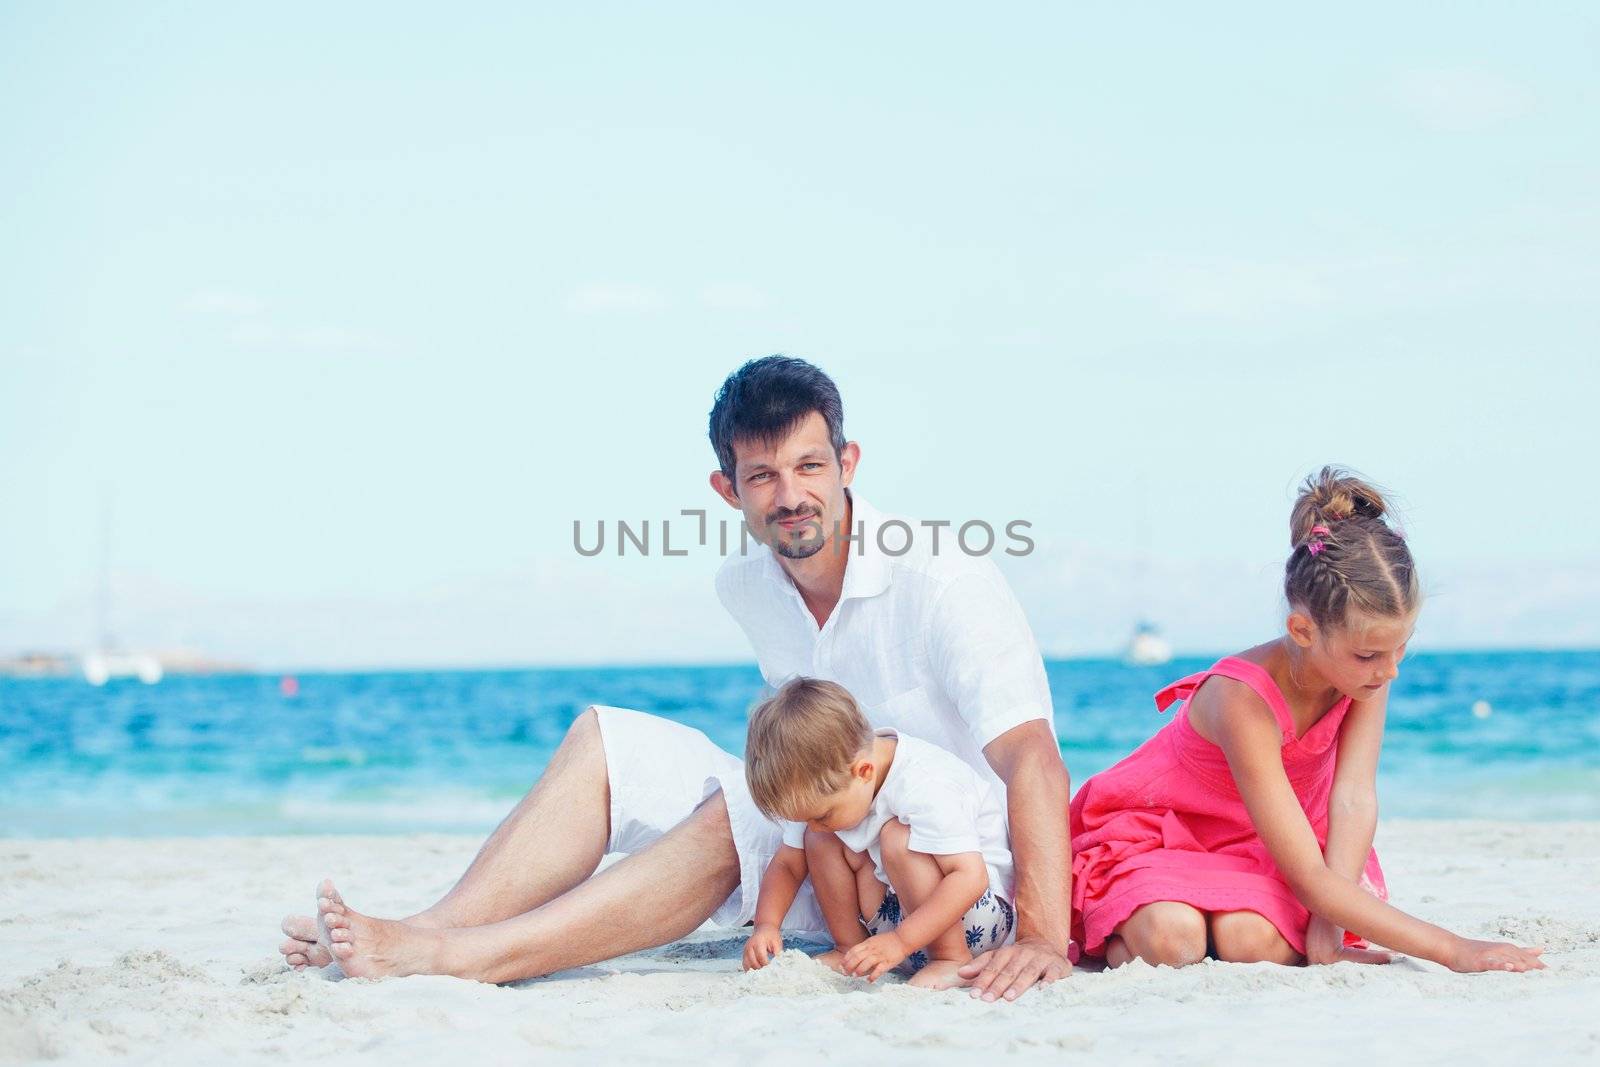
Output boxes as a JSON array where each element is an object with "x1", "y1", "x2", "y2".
[{"x1": 3, "y1": 819, "x2": 1597, "y2": 1065}]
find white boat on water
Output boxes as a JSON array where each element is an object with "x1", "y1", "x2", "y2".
[
  {"x1": 80, "y1": 497, "x2": 163, "y2": 686},
  {"x1": 82, "y1": 649, "x2": 163, "y2": 686},
  {"x1": 1124, "y1": 621, "x2": 1172, "y2": 667}
]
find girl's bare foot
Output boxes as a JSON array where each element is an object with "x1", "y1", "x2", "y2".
[
  {"x1": 908, "y1": 959, "x2": 970, "y2": 990},
  {"x1": 813, "y1": 949, "x2": 852, "y2": 975},
  {"x1": 316, "y1": 879, "x2": 445, "y2": 980}
]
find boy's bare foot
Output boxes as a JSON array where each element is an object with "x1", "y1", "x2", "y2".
[
  {"x1": 316, "y1": 879, "x2": 444, "y2": 980},
  {"x1": 813, "y1": 949, "x2": 853, "y2": 975},
  {"x1": 908, "y1": 959, "x2": 970, "y2": 990}
]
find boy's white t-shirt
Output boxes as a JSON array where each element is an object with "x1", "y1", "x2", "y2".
[{"x1": 781, "y1": 730, "x2": 1013, "y2": 900}]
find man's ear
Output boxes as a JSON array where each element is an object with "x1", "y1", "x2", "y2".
[
  {"x1": 709, "y1": 470, "x2": 741, "y2": 510},
  {"x1": 839, "y1": 441, "x2": 861, "y2": 487},
  {"x1": 1286, "y1": 610, "x2": 1317, "y2": 649}
]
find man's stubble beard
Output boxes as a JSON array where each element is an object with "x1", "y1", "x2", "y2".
[
  {"x1": 772, "y1": 531, "x2": 827, "y2": 560},
  {"x1": 764, "y1": 505, "x2": 829, "y2": 561}
]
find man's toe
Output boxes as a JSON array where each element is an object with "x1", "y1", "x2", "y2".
[{"x1": 282, "y1": 914, "x2": 320, "y2": 940}]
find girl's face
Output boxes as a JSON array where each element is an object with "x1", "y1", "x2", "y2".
[{"x1": 1293, "y1": 608, "x2": 1417, "y2": 701}]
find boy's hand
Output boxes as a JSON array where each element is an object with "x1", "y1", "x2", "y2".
[
  {"x1": 743, "y1": 923, "x2": 784, "y2": 971},
  {"x1": 843, "y1": 931, "x2": 908, "y2": 982}
]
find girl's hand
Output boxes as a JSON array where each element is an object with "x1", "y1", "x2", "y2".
[
  {"x1": 843, "y1": 931, "x2": 908, "y2": 982},
  {"x1": 743, "y1": 923, "x2": 784, "y2": 971},
  {"x1": 1306, "y1": 915, "x2": 1392, "y2": 965},
  {"x1": 1447, "y1": 937, "x2": 1546, "y2": 974},
  {"x1": 1304, "y1": 915, "x2": 1346, "y2": 965}
]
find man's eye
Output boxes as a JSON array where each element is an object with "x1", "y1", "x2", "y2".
[
  {"x1": 801, "y1": 462, "x2": 823, "y2": 471},
  {"x1": 749, "y1": 472, "x2": 771, "y2": 483}
]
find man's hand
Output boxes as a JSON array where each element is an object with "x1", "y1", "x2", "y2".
[
  {"x1": 977, "y1": 721, "x2": 1075, "y2": 1002},
  {"x1": 742, "y1": 923, "x2": 784, "y2": 970},
  {"x1": 842, "y1": 931, "x2": 908, "y2": 982},
  {"x1": 959, "y1": 936, "x2": 1071, "y2": 1002}
]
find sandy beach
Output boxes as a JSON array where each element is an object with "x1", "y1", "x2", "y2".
[{"x1": 2, "y1": 819, "x2": 1596, "y2": 1065}]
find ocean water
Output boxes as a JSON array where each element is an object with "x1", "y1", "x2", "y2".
[{"x1": 1, "y1": 651, "x2": 1597, "y2": 837}]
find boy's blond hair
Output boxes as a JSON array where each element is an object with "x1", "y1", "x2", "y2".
[{"x1": 745, "y1": 677, "x2": 873, "y2": 820}]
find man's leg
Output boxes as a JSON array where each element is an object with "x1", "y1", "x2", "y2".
[
  {"x1": 319, "y1": 788, "x2": 741, "y2": 982},
  {"x1": 280, "y1": 707, "x2": 612, "y2": 969}
]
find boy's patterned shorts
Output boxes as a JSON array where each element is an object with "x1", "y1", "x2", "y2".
[{"x1": 861, "y1": 887, "x2": 1016, "y2": 973}]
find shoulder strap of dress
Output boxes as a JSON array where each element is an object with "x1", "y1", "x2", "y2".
[
  {"x1": 1153, "y1": 670, "x2": 1212, "y2": 713},
  {"x1": 1153, "y1": 657, "x2": 1296, "y2": 741}
]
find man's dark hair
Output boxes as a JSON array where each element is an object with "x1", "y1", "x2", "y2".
[{"x1": 708, "y1": 356, "x2": 846, "y2": 481}]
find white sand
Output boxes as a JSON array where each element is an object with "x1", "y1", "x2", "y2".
[{"x1": 2, "y1": 820, "x2": 1597, "y2": 1066}]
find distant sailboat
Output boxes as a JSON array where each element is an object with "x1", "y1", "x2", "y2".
[
  {"x1": 81, "y1": 495, "x2": 162, "y2": 686},
  {"x1": 1124, "y1": 620, "x2": 1173, "y2": 667},
  {"x1": 1123, "y1": 474, "x2": 1172, "y2": 667},
  {"x1": 82, "y1": 649, "x2": 163, "y2": 686}
]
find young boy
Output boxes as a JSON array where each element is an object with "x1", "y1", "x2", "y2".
[{"x1": 740, "y1": 677, "x2": 1015, "y2": 989}]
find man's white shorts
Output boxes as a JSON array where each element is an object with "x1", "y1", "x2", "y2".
[{"x1": 592, "y1": 705, "x2": 828, "y2": 935}]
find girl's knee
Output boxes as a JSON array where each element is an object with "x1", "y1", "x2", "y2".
[
  {"x1": 1122, "y1": 902, "x2": 1207, "y2": 968},
  {"x1": 1210, "y1": 911, "x2": 1298, "y2": 965}
]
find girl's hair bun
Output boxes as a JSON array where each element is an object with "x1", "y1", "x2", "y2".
[
  {"x1": 1284, "y1": 465, "x2": 1418, "y2": 630},
  {"x1": 1290, "y1": 466, "x2": 1390, "y2": 547}
]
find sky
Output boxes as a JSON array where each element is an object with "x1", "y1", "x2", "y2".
[{"x1": 2, "y1": 2, "x2": 1597, "y2": 669}]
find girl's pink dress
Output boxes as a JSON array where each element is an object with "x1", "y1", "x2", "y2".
[{"x1": 1070, "y1": 656, "x2": 1387, "y2": 956}]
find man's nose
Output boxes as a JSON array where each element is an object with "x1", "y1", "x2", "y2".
[{"x1": 772, "y1": 470, "x2": 807, "y2": 511}]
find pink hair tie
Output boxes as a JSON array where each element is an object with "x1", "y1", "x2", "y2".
[{"x1": 1305, "y1": 524, "x2": 1332, "y2": 556}]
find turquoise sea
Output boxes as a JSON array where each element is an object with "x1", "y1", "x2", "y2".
[{"x1": 1, "y1": 651, "x2": 1597, "y2": 837}]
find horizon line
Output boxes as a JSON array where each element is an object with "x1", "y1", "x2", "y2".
[{"x1": 6, "y1": 643, "x2": 1597, "y2": 680}]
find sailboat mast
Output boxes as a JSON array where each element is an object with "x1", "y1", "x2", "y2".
[{"x1": 96, "y1": 494, "x2": 112, "y2": 653}]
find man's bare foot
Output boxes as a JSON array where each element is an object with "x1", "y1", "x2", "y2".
[
  {"x1": 281, "y1": 893, "x2": 451, "y2": 971},
  {"x1": 908, "y1": 959, "x2": 970, "y2": 990},
  {"x1": 279, "y1": 913, "x2": 334, "y2": 970},
  {"x1": 813, "y1": 949, "x2": 852, "y2": 975},
  {"x1": 316, "y1": 879, "x2": 444, "y2": 980}
]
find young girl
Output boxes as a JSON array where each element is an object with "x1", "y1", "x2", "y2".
[{"x1": 1070, "y1": 468, "x2": 1545, "y2": 973}]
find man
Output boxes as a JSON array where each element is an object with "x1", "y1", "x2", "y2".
[{"x1": 280, "y1": 356, "x2": 1074, "y2": 1001}]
